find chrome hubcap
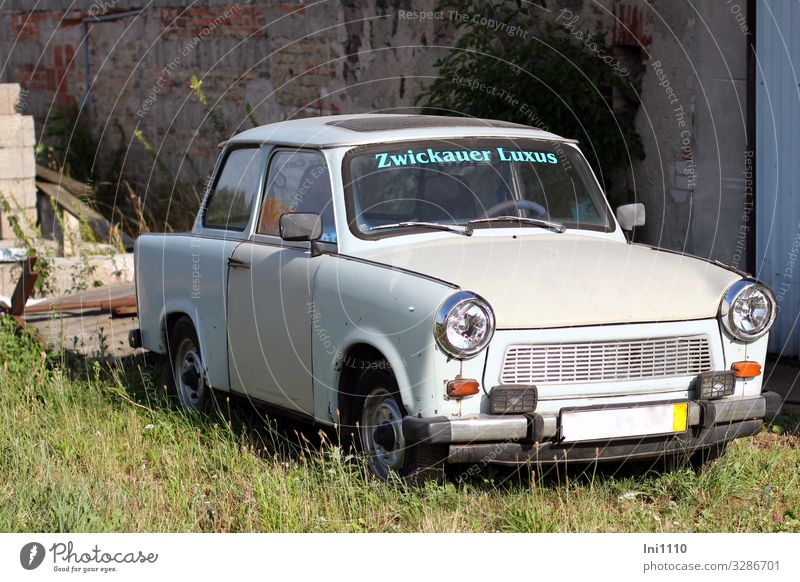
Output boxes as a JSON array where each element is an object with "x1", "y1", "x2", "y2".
[
  {"x1": 361, "y1": 388, "x2": 405, "y2": 480},
  {"x1": 174, "y1": 338, "x2": 205, "y2": 411}
]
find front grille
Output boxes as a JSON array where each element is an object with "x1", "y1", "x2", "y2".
[{"x1": 500, "y1": 336, "x2": 713, "y2": 385}]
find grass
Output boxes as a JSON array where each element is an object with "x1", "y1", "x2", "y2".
[{"x1": 1, "y1": 316, "x2": 799, "y2": 532}]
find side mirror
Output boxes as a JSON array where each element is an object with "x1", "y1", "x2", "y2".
[
  {"x1": 616, "y1": 203, "x2": 646, "y2": 231},
  {"x1": 280, "y1": 212, "x2": 323, "y2": 242}
]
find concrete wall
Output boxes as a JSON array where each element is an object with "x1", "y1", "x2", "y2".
[
  {"x1": 688, "y1": 0, "x2": 751, "y2": 268},
  {"x1": 565, "y1": 0, "x2": 750, "y2": 266},
  {"x1": 0, "y1": 0, "x2": 751, "y2": 266},
  {"x1": 0, "y1": 83, "x2": 37, "y2": 242}
]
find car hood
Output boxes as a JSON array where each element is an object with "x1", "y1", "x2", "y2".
[{"x1": 358, "y1": 234, "x2": 742, "y2": 328}]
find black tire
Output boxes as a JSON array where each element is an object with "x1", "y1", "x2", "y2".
[
  {"x1": 164, "y1": 316, "x2": 214, "y2": 413},
  {"x1": 348, "y1": 364, "x2": 447, "y2": 484}
]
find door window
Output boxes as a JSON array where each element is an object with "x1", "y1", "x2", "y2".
[{"x1": 258, "y1": 150, "x2": 336, "y2": 243}]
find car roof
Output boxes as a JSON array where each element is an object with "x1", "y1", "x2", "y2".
[{"x1": 225, "y1": 114, "x2": 571, "y2": 149}]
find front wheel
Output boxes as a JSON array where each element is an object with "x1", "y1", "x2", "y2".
[{"x1": 354, "y1": 367, "x2": 446, "y2": 483}]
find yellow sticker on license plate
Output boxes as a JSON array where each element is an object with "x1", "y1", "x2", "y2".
[{"x1": 672, "y1": 402, "x2": 688, "y2": 432}]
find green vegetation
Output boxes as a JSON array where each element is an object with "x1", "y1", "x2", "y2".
[
  {"x1": 0, "y1": 194, "x2": 56, "y2": 296},
  {"x1": 37, "y1": 104, "x2": 99, "y2": 185},
  {"x1": 419, "y1": 0, "x2": 644, "y2": 205},
  {"x1": 0, "y1": 318, "x2": 798, "y2": 532}
]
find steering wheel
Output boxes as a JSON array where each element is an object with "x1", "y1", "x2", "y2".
[{"x1": 482, "y1": 199, "x2": 548, "y2": 219}]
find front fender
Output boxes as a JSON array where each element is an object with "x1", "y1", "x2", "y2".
[
  {"x1": 335, "y1": 329, "x2": 431, "y2": 417},
  {"x1": 311, "y1": 256, "x2": 458, "y2": 423}
]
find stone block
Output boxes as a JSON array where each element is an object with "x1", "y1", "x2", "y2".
[
  {"x1": 0, "y1": 84, "x2": 22, "y2": 116},
  {"x1": 0, "y1": 146, "x2": 36, "y2": 180},
  {"x1": 0, "y1": 206, "x2": 36, "y2": 241},
  {"x1": 0, "y1": 115, "x2": 35, "y2": 148},
  {"x1": 0, "y1": 177, "x2": 38, "y2": 209}
]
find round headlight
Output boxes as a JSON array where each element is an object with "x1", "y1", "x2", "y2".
[
  {"x1": 720, "y1": 280, "x2": 777, "y2": 341},
  {"x1": 434, "y1": 291, "x2": 495, "y2": 359}
]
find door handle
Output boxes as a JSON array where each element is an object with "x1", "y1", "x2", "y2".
[{"x1": 227, "y1": 257, "x2": 250, "y2": 269}]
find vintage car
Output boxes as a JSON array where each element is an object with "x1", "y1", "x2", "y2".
[{"x1": 132, "y1": 114, "x2": 782, "y2": 481}]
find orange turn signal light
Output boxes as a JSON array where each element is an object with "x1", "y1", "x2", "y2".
[
  {"x1": 732, "y1": 361, "x2": 762, "y2": 378},
  {"x1": 447, "y1": 378, "x2": 480, "y2": 398}
]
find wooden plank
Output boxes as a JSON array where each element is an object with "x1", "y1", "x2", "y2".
[
  {"x1": 29, "y1": 281, "x2": 135, "y2": 309},
  {"x1": 23, "y1": 295, "x2": 136, "y2": 314},
  {"x1": 18, "y1": 282, "x2": 140, "y2": 357},
  {"x1": 35, "y1": 164, "x2": 90, "y2": 198},
  {"x1": 112, "y1": 305, "x2": 137, "y2": 317},
  {"x1": 36, "y1": 180, "x2": 134, "y2": 249},
  {"x1": 23, "y1": 309, "x2": 140, "y2": 358}
]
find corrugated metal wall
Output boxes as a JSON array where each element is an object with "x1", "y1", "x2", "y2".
[{"x1": 756, "y1": 0, "x2": 800, "y2": 356}]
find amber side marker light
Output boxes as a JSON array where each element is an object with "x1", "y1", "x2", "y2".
[
  {"x1": 732, "y1": 361, "x2": 762, "y2": 378},
  {"x1": 447, "y1": 379, "x2": 480, "y2": 398}
]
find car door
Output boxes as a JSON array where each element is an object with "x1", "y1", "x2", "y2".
[
  {"x1": 226, "y1": 148, "x2": 337, "y2": 416},
  {"x1": 188, "y1": 145, "x2": 266, "y2": 390}
]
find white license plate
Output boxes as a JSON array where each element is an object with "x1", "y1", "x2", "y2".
[{"x1": 560, "y1": 402, "x2": 688, "y2": 443}]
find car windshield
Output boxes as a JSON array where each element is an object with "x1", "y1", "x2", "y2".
[{"x1": 343, "y1": 138, "x2": 613, "y2": 237}]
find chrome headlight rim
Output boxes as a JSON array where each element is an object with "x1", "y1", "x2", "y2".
[
  {"x1": 719, "y1": 279, "x2": 777, "y2": 341},
  {"x1": 434, "y1": 290, "x2": 496, "y2": 359}
]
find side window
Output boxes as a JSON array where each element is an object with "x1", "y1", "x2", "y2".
[
  {"x1": 203, "y1": 148, "x2": 263, "y2": 230},
  {"x1": 257, "y1": 150, "x2": 336, "y2": 243}
]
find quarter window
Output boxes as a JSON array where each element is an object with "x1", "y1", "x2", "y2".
[{"x1": 204, "y1": 147, "x2": 263, "y2": 230}]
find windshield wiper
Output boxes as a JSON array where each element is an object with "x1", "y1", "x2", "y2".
[
  {"x1": 468, "y1": 216, "x2": 566, "y2": 233},
  {"x1": 368, "y1": 221, "x2": 473, "y2": 236}
]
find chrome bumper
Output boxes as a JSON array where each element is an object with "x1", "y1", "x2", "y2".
[{"x1": 402, "y1": 392, "x2": 783, "y2": 445}]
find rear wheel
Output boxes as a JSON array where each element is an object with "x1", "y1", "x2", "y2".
[
  {"x1": 352, "y1": 366, "x2": 446, "y2": 484},
  {"x1": 164, "y1": 316, "x2": 213, "y2": 413}
]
